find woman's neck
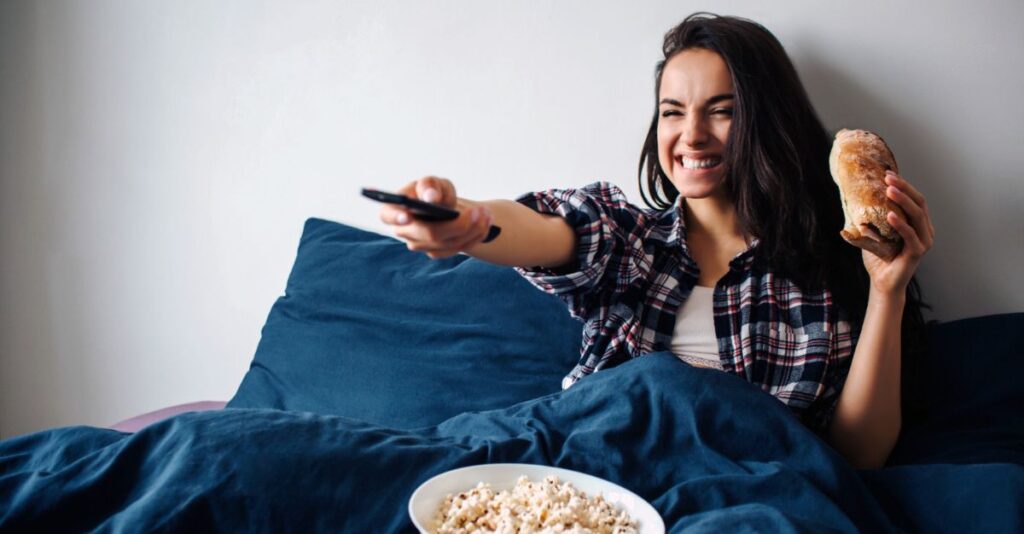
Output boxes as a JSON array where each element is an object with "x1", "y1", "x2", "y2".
[
  {"x1": 682, "y1": 194, "x2": 751, "y2": 286},
  {"x1": 682, "y1": 194, "x2": 748, "y2": 245}
]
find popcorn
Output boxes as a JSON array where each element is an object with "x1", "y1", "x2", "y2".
[{"x1": 432, "y1": 475, "x2": 639, "y2": 534}]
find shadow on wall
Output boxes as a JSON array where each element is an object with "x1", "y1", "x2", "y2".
[
  {"x1": 794, "y1": 50, "x2": 1019, "y2": 321},
  {"x1": 0, "y1": 1, "x2": 69, "y2": 440}
]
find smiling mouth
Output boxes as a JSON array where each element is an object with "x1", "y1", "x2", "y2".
[{"x1": 676, "y1": 155, "x2": 723, "y2": 170}]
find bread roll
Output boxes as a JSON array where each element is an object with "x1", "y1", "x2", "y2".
[{"x1": 829, "y1": 128, "x2": 904, "y2": 260}]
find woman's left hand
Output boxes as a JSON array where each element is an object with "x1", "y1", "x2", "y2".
[{"x1": 861, "y1": 171, "x2": 935, "y2": 297}]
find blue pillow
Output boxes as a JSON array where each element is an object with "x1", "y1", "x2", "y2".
[
  {"x1": 228, "y1": 218, "x2": 582, "y2": 429},
  {"x1": 889, "y1": 312, "x2": 1024, "y2": 465}
]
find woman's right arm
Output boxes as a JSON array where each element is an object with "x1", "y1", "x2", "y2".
[{"x1": 378, "y1": 176, "x2": 576, "y2": 268}]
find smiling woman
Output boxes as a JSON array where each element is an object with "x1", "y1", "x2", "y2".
[
  {"x1": 655, "y1": 49, "x2": 735, "y2": 199},
  {"x1": 380, "y1": 12, "x2": 935, "y2": 469}
]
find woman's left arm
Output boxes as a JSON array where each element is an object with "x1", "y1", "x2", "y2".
[{"x1": 828, "y1": 170, "x2": 935, "y2": 469}]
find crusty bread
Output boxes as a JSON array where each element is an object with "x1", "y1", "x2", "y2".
[{"x1": 829, "y1": 128, "x2": 904, "y2": 260}]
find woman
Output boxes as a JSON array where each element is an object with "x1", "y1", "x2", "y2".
[{"x1": 378, "y1": 13, "x2": 933, "y2": 469}]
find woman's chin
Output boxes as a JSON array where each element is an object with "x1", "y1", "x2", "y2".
[
  {"x1": 669, "y1": 168, "x2": 725, "y2": 197},
  {"x1": 668, "y1": 179, "x2": 724, "y2": 200}
]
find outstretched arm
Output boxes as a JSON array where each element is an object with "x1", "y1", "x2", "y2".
[
  {"x1": 378, "y1": 176, "x2": 576, "y2": 268},
  {"x1": 828, "y1": 170, "x2": 935, "y2": 469}
]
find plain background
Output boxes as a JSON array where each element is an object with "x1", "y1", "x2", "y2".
[{"x1": 1, "y1": 0, "x2": 1022, "y2": 438}]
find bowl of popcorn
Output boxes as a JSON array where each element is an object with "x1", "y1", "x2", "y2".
[{"x1": 408, "y1": 463, "x2": 664, "y2": 534}]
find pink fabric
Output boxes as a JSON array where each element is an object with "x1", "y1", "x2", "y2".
[{"x1": 110, "y1": 401, "x2": 227, "y2": 433}]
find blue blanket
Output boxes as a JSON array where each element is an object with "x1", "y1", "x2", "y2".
[{"x1": 3, "y1": 353, "x2": 1021, "y2": 532}]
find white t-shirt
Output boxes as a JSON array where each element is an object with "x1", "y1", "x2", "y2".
[{"x1": 670, "y1": 285, "x2": 723, "y2": 370}]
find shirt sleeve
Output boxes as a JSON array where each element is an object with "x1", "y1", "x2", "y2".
[{"x1": 513, "y1": 181, "x2": 647, "y2": 320}]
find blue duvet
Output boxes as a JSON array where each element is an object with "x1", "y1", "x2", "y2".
[{"x1": 3, "y1": 353, "x2": 1021, "y2": 532}]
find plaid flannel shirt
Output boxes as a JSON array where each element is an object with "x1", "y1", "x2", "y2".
[{"x1": 514, "y1": 182, "x2": 857, "y2": 434}]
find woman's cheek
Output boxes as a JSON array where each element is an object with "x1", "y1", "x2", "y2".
[
  {"x1": 657, "y1": 152, "x2": 674, "y2": 179},
  {"x1": 656, "y1": 133, "x2": 673, "y2": 175}
]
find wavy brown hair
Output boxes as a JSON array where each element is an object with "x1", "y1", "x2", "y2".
[{"x1": 638, "y1": 12, "x2": 929, "y2": 424}]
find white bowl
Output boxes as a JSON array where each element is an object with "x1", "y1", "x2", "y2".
[{"x1": 408, "y1": 463, "x2": 664, "y2": 533}]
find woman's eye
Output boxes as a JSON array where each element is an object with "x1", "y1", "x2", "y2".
[
  {"x1": 661, "y1": 110, "x2": 682, "y2": 117},
  {"x1": 712, "y1": 108, "x2": 734, "y2": 116}
]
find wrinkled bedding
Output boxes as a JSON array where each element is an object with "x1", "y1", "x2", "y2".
[{"x1": 3, "y1": 353, "x2": 1021, "y2": 533}]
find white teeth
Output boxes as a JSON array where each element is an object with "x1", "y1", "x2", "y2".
[{"x1": 678, "y1": 156, "x2": 722, "y2": 170}]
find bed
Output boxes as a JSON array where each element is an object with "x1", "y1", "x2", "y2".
[{"x1": 1, "y1": 217, "x2": 1021, "y2": 532}]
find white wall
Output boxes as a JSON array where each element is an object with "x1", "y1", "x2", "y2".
[{"x1": 2, "y1": 0, "x2": 1022, "y2": 438}]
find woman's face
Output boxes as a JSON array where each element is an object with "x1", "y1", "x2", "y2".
[{"x1": 657, "y1": 48, "x2": 735, "y2": 199}]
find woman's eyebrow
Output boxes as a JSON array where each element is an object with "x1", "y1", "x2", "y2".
[{"x1": 659, "y1": 93, "x2": 735, "y2": 107}]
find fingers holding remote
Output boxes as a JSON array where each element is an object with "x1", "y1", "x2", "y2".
[
  {"x1": 390, "y1": 204, "x2": 492, "y2": 258},
  {"x1": 378, "y1": 176, "x2": 493, "y2": 258},
  {"x1": 378, "y1": 176, "x2": 457, "y2": 226},
  {"x1": 412, "y1": 176, "x2": 457, "y2": 208}
]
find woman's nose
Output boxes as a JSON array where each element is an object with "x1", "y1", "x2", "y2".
[{"x1": 682, "y1": 115, "x2": 709, "y2": 146}]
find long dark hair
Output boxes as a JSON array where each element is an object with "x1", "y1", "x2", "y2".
[{"x1": 639, "y1": 13, "x2": 929, "y2": 423}]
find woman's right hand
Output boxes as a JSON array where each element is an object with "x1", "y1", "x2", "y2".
[{"x1": 378, "y1": 176, "x2": 494, "y2": 259}]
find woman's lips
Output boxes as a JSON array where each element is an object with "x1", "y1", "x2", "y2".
[{"x1": 676, "y1": 155, "x2": 723, "y2": 171}]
